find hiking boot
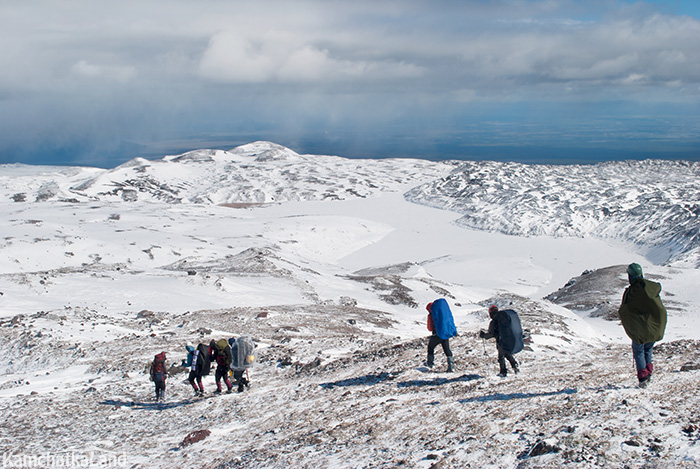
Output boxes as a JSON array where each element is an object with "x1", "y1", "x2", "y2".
[
  {"x1": 238, "y1": 384, "x2": 245, "y2": 393},
  {"x1": 446, "y1": 357, "x2": 455, "y2": 373},
  {"x1": 213, "y1": 389, "x2": 222, "y2": 395},
  {"x1": 226, "y1": 388, "x2": 233, "y2": 394},
  {"x1": 497, "y1": 371, "x2": 507, "y2": 378},
  {"x1": 638, "y1": 375, "x2": 651, "y2": 388},
  {"x1": 425, "y1": 354, "x2": 434, "y2": 368}
]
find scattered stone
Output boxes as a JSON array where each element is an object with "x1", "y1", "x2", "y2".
[
  {"x1": 680, "y1": 362, "x2": 700, "y2": 372},
  {"x1": 180, "y1": 429, "x2": 211, "y2": 448},
  {"x1": 648, "y1": 443, "x2": 664, "y2": 454},
  {"x1": 520, "y1": 440, "x2": 561, "y2": 458},
  {"x1": 169, "y1": 365, "x2": 187, "y2": 375},
  {"x1": 682, "y1": 424, "x2": 697, "y2": 435},
  {"x1": 340, "y1": 296, "x2": 358, "y2": 307},
  {"x1": 300, "y1": 357, "x2": 322, "y2": 371},
  {"x1": 278, "y1": 356, "x2": 293, "y2": 367}
]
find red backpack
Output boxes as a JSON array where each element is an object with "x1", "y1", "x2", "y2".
[{"x1": 151, "y1": 352, "x2": 167, "y2": 382}]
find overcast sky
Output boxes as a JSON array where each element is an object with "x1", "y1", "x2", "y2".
[{"x1": 1, "y1": 0, "x2": 699, "y2": 167}]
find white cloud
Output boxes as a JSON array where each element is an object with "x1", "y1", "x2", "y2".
[
  {"x1": 451, "y1": 14, "x2": 700, "y2": 90},
  {"x1": 71, "y1": 60, "x2": 136, "y2": 83},
  {"x1": 198, "y1": 30, "x2": 424, "y2": 84},
  {"x1": 198, "y1": 31, "x2": 276, "y2": 83}
]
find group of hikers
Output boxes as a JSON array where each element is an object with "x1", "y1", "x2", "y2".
[
  {"x1": 149, "y1": 336, "x2": 256, "y2": 402},
  {"x1": 425, "y1": 263, "x2": 668, "y2": 388},
  {"x1": 149, "y1": 263, "x2": 667, "y2": 400}
]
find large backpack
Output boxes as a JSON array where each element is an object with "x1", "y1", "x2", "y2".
[
  {"x1": 429, "y1": 299, "x2": 458, "y2": 340},
  {"x1": 618, "y1": 279, "x2": 667, "y2": 343},
  {"x1": 497, "y1": 309, "x2": 524, "y2": 355},
  {"x1": 196, "y1": 343, "x2": 211, "y2": 376},
  {"x1": 214, "y1": 339, "x2": 232, "y2": 367},
  {"x1": 151, "y1": 352, "x2": 166, "y2": 382},
  {"x1": 231, "y1": 336, "x2": 256, "y2": 371}
]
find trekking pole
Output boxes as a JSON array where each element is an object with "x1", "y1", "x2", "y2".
[{"x1": 479, "y1": 335, "x2": 488, "y2": 377}]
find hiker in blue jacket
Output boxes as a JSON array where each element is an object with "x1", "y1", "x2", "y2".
[
  {"x1": 480, "y1": 305, "x2": 523, "y2": 377},
  {"x1": 425, "y1": 299, "x2": 458, "y2": 372}
]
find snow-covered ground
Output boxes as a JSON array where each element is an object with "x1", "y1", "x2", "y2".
[{"x1": 1, "y1": 142, "x2": 699, "y2": 468}]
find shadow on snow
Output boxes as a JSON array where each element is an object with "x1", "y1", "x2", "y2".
[
  {"x1": 99, "y1": 398, "x2": 201, "y2": 411},
  {"x1": 459, "y1": 387, "x2": 577, "y2": 403},
  {"x1": 319, "y1": 372, "x2": 481, "y2": 389},
  {"x1": 397, "y1": 374, "x2": 481, "y2": 388}
]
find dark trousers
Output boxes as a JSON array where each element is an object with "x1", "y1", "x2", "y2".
[
  {"x1": 233, "y1": 369, "x2": 249, "y2": 391},
  {"x1": 215, "y1": 366, "x2": 232, "y2": 391},
  {"x1": 497, "y1": 345, "x2": 518, "y2": 374},
  {"x1": 188, "y1": 371, "x2": 203, "y2": 391},
  {"x1": 427, "y1": 335, "x2": 453, "y2": 358},
  {"x1": 154, "y1": 380, "x2": 166, "y2": 400}
]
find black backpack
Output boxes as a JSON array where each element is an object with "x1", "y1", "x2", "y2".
[
  {"x1": 497, "y1": 310, "x2": 524, "y2": 355},
  {"x1": 196, "y1": 343, "x2": 211, "y2": 376}
]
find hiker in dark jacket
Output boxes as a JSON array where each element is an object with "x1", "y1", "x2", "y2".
[
  {"x1": 425, "y1": 299, "x2": 458, "y2": 372},
  {"x1": 212, "y1": 339, "x2": 234, "y2": 394},
  {"x1": 149, "y1": 352, "x2": 168, "y2": 402},
  {"x1": 480, "y1": 305, "x2": 523, "y2": 377},
  {"x1": 187, "y1": 343, "x2": 211, "y2": 396},
  {"x1": 618, "y1": 263, "x2": 667, "y2": 388}
]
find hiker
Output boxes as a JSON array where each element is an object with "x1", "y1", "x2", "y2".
[
  {"x1": 618, "y1": 263, "x2": 667, "y2": 388},
  {"x1": 479, "y1": 305, "x2": 523, "y2": 377},
  {"x1": 425, "y1": 298, "x2": 457, "y2": 372},
  {"x1": 182, "y1": 344, "x2": 195, "y2": 367},
  {"x1": 187, "y1": 343, "x2": 212, "y2": 396},
  {"x1": 229, "y1": 336, "x2": 256, "y2": 393},
  {"x1": 149, "y1": 352, "x2": 168, "y2": 402},
  {"x1": 212, "y1": 339, "x2": 234, "y2": 394}
]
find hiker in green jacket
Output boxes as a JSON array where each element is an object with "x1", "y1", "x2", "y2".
[{"x1": 618, "y1": 263, "x2": 667, "y2": 388}]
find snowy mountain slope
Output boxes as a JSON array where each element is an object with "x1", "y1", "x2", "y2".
[
  {"x1": 544, "y1": 265, "x2": 685, "y2": 321},
  {"x1": 1, "y1": 142, "x2": 700, "y2": 468},
  {"x1": 3, "y1": 142, "x2": 698, "y2": 269},
  {"x1": 405, "y1": 159, "x2": 700, "y2": 268},
  {"x1": 1, "y1": 295, "x2": 699, "y2": 469},
  {"x1": 0, "y1": 164, "x2": 103, "y2": 203},
  {"x1": 66, "y1": 141, "x2": 459, "y2": 204}
]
